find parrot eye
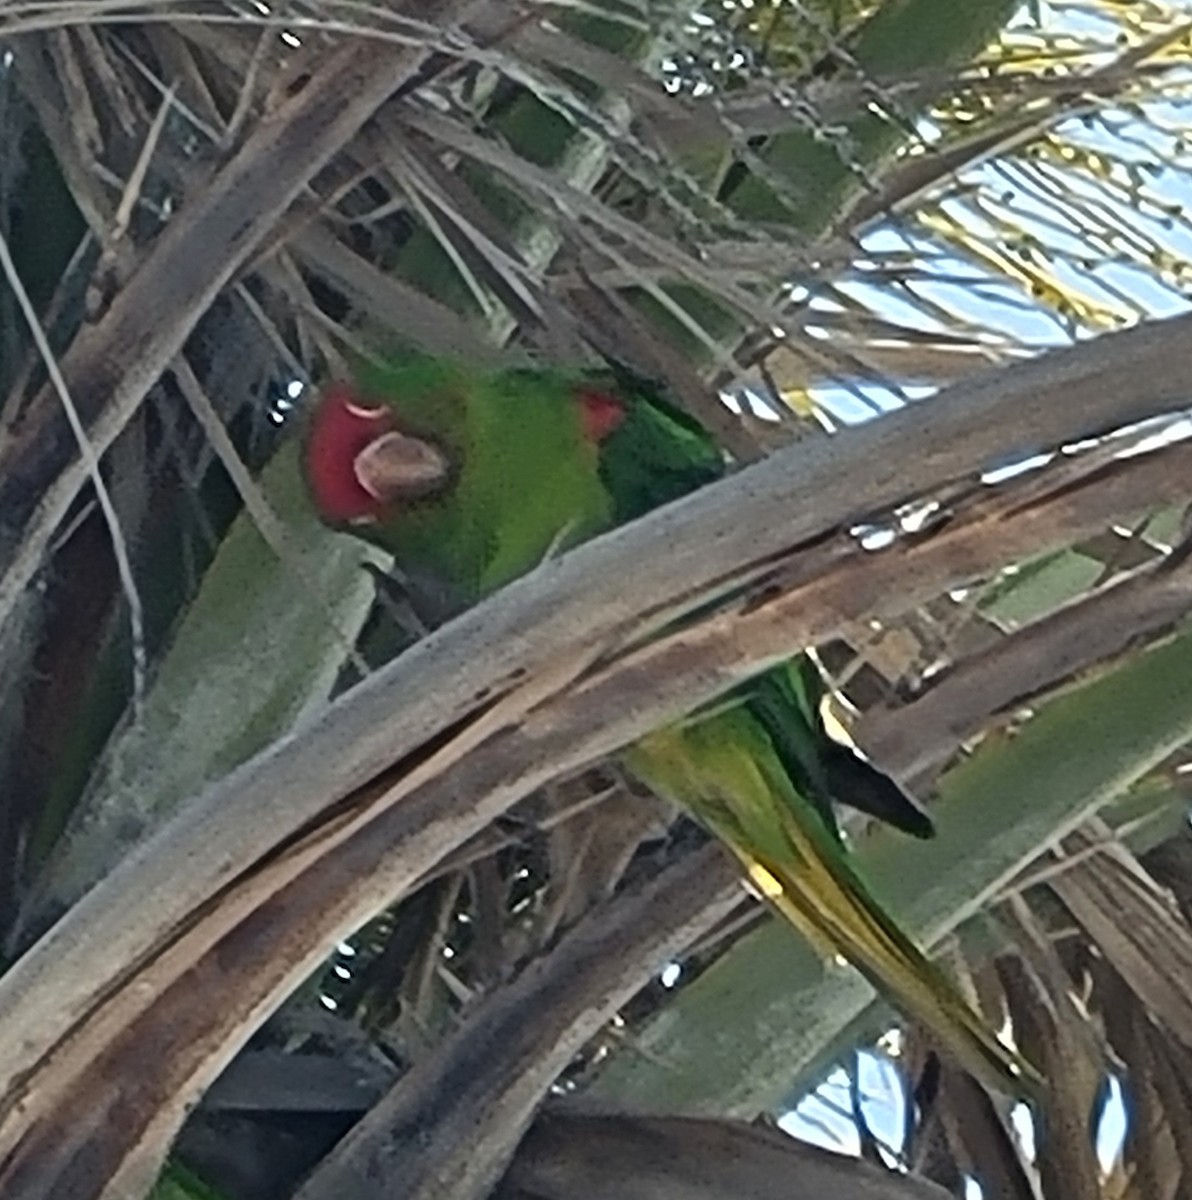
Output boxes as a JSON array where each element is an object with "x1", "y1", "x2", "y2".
[
  {"x1": 354, "y1": 431, "x2": 450, "y2": 504},
  {"x1": 577, "y1": 388, "x2": 626, "y2": 442}
]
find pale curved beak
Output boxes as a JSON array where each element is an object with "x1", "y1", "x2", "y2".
[{"x1": 354, "y1": 432, "x2": 450, "y2": 503}]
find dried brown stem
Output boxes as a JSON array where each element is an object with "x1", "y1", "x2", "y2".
[{"x1": 0, "y1": 428, "x2": 1188, "y2": 1199}]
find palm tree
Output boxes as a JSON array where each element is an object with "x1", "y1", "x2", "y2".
[{"x1": 2, "y1": 2, "x2": 1192, "y2": 1197}]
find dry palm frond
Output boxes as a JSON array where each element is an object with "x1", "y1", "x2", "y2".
[{"x1": 3, "y1": 3, "x2": 1192, "y2": 1199}]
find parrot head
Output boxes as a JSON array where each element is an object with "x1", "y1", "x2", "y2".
[
  {"x1": 304, "y1": 375, "x2": 629, "y2": 529},
  {"x1": 301, "y1": 357, "x2": 660, "y2": 600},
  {"x1": 304, "y1": 384, "x2": 454, "y2": 526}
]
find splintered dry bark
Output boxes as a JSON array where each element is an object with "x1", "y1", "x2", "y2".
[
  {"x1": 2, "y1": 320, "x2": 1192, "y2": 1196},
  {"x1": 295, "y1": 845, "x2": 740, "y2": 1200},
  {"x1": 1050, "y1": 828, "x2": 1192, "y2": 1051},
  {"x1": 0, "y1": 442, "x2": 1188, "y2": 1200},
  {"x1": 861, "y1": 553, "x2": 1192, "y2": 781}
]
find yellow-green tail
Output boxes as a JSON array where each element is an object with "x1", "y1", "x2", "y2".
[
  {"x1": 627, "y1": 717, "x2": 1041, "y2": 1096},
  {"x1": 725, "y1": 836, "x2": 1041, "y2": 1096}
]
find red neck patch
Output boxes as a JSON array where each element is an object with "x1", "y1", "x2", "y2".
[
  {"x1": 305, "y1": 385, "x2": 396, "y2": 523},
  {"x1": 577, "y1": 388, "x2": 626, "y2": 443}
]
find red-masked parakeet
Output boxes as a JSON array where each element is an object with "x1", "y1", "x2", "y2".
[{"x1": 303, "y1": 354, "x2": 1033, "y2": 1092}]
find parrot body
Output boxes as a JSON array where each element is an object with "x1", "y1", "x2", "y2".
[{"x1": 303, "y1": 355, "x2": 1032, "y2": 1092}]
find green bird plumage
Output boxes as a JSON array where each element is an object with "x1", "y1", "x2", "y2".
[{"x1": 303, "y1": 354, "x2": 1035, "y2": 1093}]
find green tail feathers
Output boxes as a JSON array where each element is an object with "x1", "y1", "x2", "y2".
[
  {"x1": 739, "y1": 841, "x2": 1037, "y2": 1096},
  {"x1": 626, "y1": 715, "x2": 1038, "y2": 1096}
]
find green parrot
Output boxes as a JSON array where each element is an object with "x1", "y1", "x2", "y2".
[{"x1": 302, "y1": 354, "x2": 1034, "y2": 1092}]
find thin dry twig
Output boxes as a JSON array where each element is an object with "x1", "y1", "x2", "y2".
[{"x1": 0, "y1": 226, "x2": 148, "y2": 715}]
